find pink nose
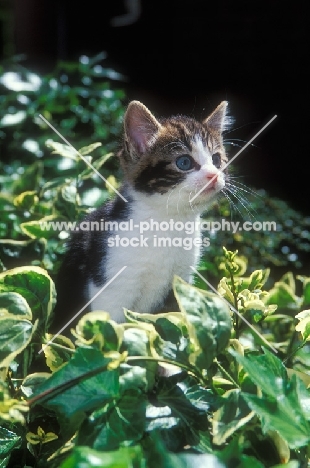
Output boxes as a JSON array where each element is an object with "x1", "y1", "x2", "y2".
[{"x1": 206, "y1": 174, "x2": 218, "y2": 187}]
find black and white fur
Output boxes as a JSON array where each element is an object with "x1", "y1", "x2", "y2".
[{"x1": 53, "y1": 101, "x2": 229, "y2": 330}]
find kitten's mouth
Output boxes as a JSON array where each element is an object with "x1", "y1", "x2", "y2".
[{"x1": 201, "y1": 184, "x2": 216, "y2": 194}]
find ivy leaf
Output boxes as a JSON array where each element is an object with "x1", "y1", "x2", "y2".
[
  {"x1": 295, "y1": 309, "x2": 310, "y2": 341},
  {"x1": 46, "y1": 140, "x2": 78, "y2": 160},
  {"x1": 0, "y1": 317, "x2": 38, "y2": 368},
  {"x1": 43, "y1": 333, "x2": 75, "y2": 371},
  {"x1": 124, "y1": 310, "x2": 193, "y2": 370},
  {"x1": 31, "y1": 347, "x2": 119, "y2": 438},
  {"x1": 0, "y1": 427, "x2": 22, "y2": 466},
  {"x1": 266, "y1": 273, "x2": 300, "y2": 309},
  {"x1": 21, "y1": 372, "x2": 51, "y2": 398},
  {"x1": 173, "y1": 276, "x2": 232, "y2": 370},
  {"x1": 77, "y1": 389, "x2": 147, "y2": 450},
  {"x1": 147, "y1": 374, "x2": 217, "y2": 450},
  {"x1": 13, "y1": 190, "x2": 38, "y2": 210},
  {"x1": 212, "y1": 389, "x2": 255, "y2": 445},
  {"x1": 121, "y1": 327, "x2": 157, "y2": 392},
  {"x1": 55, "y1": 184, "x2": 79, "y2": 219},
  {"x1": 12, "y1": 161, "x2": 43, "y2": 194},
  {"x1": 233, "y1": 349, "x2": 310, "y2": 448},
  {"x1": 232, "y1": 348, "x2": 287, "y2": 399},
  {"x1": 0, "y1": 238, "x2": 46, "y2": 267},
  {"x1": 79, "y1": 152, "x2": 114, "y2": 180},
  {"x1": 156, "y1": 376, "x2": 209, "y2": 431},
  {"x1": 243, "y1": 390, "x2": 310, "y2": 449},
  {"x1": 60, "y1": 445, "x2": 144, "y2": 468},
  {"x1": 75, "y1": 311, "x2": 123, "y2": 353},
  {"x1": 297, "y1": 275, "x2": 310, "y2": 307},
  {"x1": 0, "y1": 266, "x2": 56, "y2": 331},
  {"x1": 0, "y1": 291, "x2": 32, "y2": 320},
  {"x1": 21, "y1": 215, "x2": 69, "y2": 239},
  {"x1": 78, "y1": 142, "x2": 102, "y2": 156}
]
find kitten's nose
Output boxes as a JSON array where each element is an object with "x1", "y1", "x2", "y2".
[{"x1": 205, "y1": 173, "x2": 218, "y2": 187}]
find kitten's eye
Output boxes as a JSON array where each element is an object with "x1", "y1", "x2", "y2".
[
  {"x1": 212, "y1": 152, "x2": 221, "y2": 168},
  {"x1": 175, "y1": 155, "x2": 194, "y2": 171}
]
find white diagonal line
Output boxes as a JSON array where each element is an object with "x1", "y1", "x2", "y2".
[
  {"x1": 39, "y1": 114, "x2": 128, "y2": 203},
  {"x1": 39, "y1": 266, "x2": 127, "y2": 354},
  {"x1": 190, "y1": 266, "x2": 278, "y2": 354},
  {"x1": 190, "y1": 114, "x2": 277, "y2": 203}
]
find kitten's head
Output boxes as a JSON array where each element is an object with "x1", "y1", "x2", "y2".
[{"x1": 119, "y1": 100, "x2": 229, "y2": 213}]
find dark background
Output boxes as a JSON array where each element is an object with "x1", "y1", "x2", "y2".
[{"x1": 3, "y1": 0, "x2": 309, "y2": 213}]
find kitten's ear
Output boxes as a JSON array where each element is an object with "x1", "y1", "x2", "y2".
[
  {"x1": 124, "y1": 101, "x2": 162, "y2": 157},
  {"x1": 203, "y1": 101, "x2": 229, "y2": 134}
]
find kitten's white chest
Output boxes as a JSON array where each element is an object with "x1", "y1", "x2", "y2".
[{"x1": 88, "y1": 195, "x2": 201, "y2": 322}]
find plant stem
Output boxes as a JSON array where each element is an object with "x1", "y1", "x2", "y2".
[
  {"x1": 215, "y1": 358, "x2": 240, "y2": 388},
  {"x1": 229, "y1": 269, "x2": 240, "y2": 338},
  {"x1": 282, "y1": 339, "x2": 307, "y2": 365}
]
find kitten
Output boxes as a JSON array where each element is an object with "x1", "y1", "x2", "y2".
[{"x1": 52, "y1": 100, "x2": 229, "y2": 331}]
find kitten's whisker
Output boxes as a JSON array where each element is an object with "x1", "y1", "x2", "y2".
[
  {"x1": 226, "y1": 181, "x2": 254, "y2": 196},
  {"x1": 191, "y1": 114, "x2": 277, "y2": 203},
  {"x1": 224, "y1": 186, "x2": 255, "y2": 219},
  {"x1": 166, "y1": 184, "x2": 178, "y2": 215},
  {"x1": 225, "y1": 186, "x2": 253, "y2": 214},
  {"x1": 188, "y1": 190, "x2": 198, "y2": 214},
  {"x1": 177, "y1": 184, "x2": 191, "y2": 214},
  {"x1": 226, "y1": 181, "x2": 261, "y2": 199},
  {"x1": 221, "y1": 191, "x2": 236, "y2": 221}
]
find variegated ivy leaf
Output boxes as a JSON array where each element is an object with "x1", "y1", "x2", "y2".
[{"x1": 295, "y1": 309, "x2": 310, "y2": 341}]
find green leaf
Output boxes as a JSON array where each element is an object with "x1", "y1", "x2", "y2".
[
  {"x1": 295, "y1": 309, "x2": 310, "y2": 341},
  {"x1": 40, "y1": 177, "x2": 72, "y2": 193},
  {"x1": 78, "y1": 142, "x2": 102, "y2": 156},
  {"x1": 75, "y1": 311, "x2": 123, "y2": 353},
  {"x1": 0, "y1": 427, "x2": 22, "y2": 466},
  {"x1": 124, "y1": 310, "x2": 193, "y2": 370},
  {"x1": 216, "y1": 437, "x2": 265, "y2": 468},
  {"x1": 243, "y1": 391, "x2": 310, "y2": 449},
  {"x1": 270, "y1": 462, "x2": 299, "y2": 468},
  {"x1": 298, "y1": 275, "x2": 310, "y2": 307},
  {"x1": 32, "y1": 347, "x2": 119, "y2": 438},
  {"x1": 179, "y1": 453, "x2": 227, "y2": 468},
  {"x1": 77, "y1": 388, "x2": 147, "y2": 450},
  {"x1": 247, "y1": 268, "x2": 270, "y2": 290},
  {"x1": 0, "y1": 317, "x2": 37, "y2": 368},
  {"x1": 21, "y1": 372, "x2": 51, "y2": 398},
  {"x1": 141, "y1": 431, "x2": 185, "y2": 468},
  {"x1": 156, "y1": 377, "x2": 208, "y2": 431},
  {"x1": 173, "y1": 276, "x2": 232, "y2": 369},
  {"x1": 121, "y1": 327, "x2": 157, "y2": 391},
  {"x1": 212, "y1": 389, "x2": 255, "y2": 445},
  {"x1": 0, "y1": 266, "x2": 56, "y2": 330},
  {"x1": 12, "y1": 161, "x2": 43, "y2": 194},
  {"x1": 60, "y1": 445, "x2": 144, "y2": 468},
  {"x1": 21, "y1": 215, "x2": 69, "y2": 239},
  {"x1": 146, "y1": 374, "x2": 216, "y2": 451},
  {"x1": 54, "y1": 184, "x2": 79, "y2": 219},
  {"x1": 0, "y1": 238, "x2": 46, "y2": 266},
  {"x1": 233, "y1": 350, "x2": 310, "y2": 448},
  {"x1": 79, "y1": 151, "x2": 114, "y2": 180},
  {"x1": 13, "y1": 190, "x2": 38, "y2": 210},
  {"x1": 0, "y1": 291, "x2": 32, "y2": 319},
  {"x1": 266, "y1": 275, "x2": 300, "y2": 309},
  {"x1": 46, "y1": 140, "x2": 78, "y2": 160},
  {"x1": 232, "y1": 348, "x2": 287, "y2": 399}
]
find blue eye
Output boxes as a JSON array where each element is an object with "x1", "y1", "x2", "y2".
[{"x1": 176, "y1": 155, "x2": 194, "y2": 171}]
